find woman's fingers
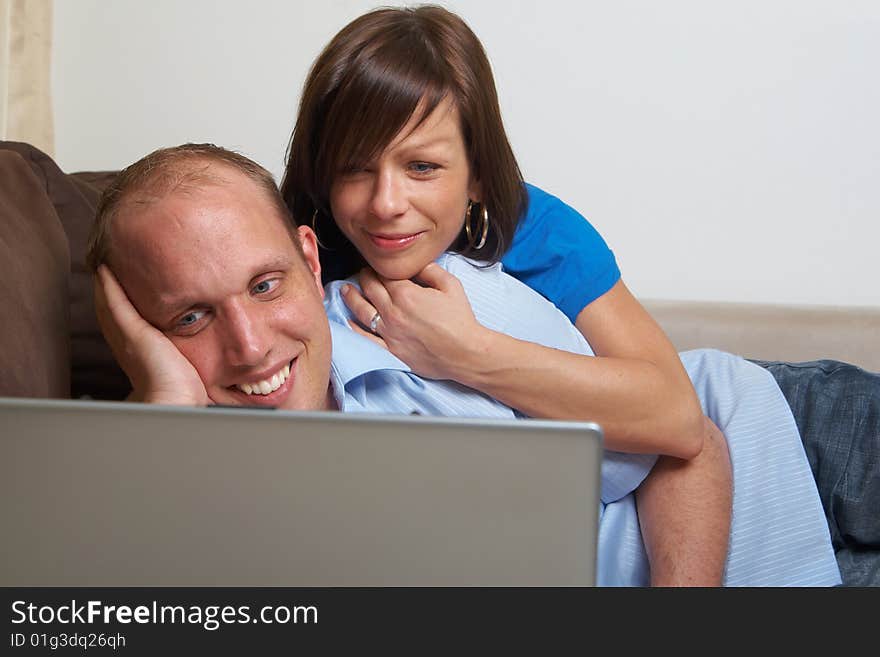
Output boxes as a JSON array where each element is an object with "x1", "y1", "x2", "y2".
[
  {"x1": 342, "y1": 266, "x2": 463, "y2": 347},
  {"x1": 347, "y1": 319, "x2": 389, "y2": 348},
  {"x1": 357, "y1": 268, "x2": 394, "y2": 310},
  {"x1": 342, "y1": 282, "x2": 386, "y2": 334},
  {"x1": 413, "y1": 262, "x2": 455, "y2": 291}
]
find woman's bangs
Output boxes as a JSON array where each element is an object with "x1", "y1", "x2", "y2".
[{"x1": 322, "y1": 54, "x2": 448, "y2": 180}]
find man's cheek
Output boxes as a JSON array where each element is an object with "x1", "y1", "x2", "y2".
[{"x1": 173, "y1": 341, "x2": 217, "y2": 388}]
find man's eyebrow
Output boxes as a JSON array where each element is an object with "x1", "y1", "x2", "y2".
[
  {"x1": 156, "y1": 255, "x2": 295, "y2": 319},
  {"x1": 155, "y1": 293, "x2": 204, "y2": 321},
  {"x1": 254, "y1": 255, "x2": 296, "y2": 273}
]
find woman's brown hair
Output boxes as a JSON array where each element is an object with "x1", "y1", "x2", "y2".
[{"x1": 280, "y1": 5, "x2": 527, "y2": 283}]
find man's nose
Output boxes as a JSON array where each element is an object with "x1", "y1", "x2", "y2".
[
  {"x1": 369, "y1": 169, "x2": 408, "y2": 221},
  {"x1": 222, "y1": 300, "x2": 269, "y2": 367}
]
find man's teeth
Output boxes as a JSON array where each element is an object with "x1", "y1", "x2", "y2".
[{"x1": 236, "y1": 363, "x2": 291, "y2": 395}]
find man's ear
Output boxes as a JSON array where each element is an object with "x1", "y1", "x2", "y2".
[{"x1": 297, "y1": 225, "x2": 325, "y2": 298}]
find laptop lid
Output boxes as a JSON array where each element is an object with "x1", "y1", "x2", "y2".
[{"x1": 1, "y1": 397, "x2": 602, "y2": 586}]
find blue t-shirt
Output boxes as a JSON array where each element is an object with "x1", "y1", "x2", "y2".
[{"x1": 502, "y1": 183, "x2": 621, "y2": 323}]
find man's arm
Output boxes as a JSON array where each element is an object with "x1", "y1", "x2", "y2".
[{"x1": 94, "y1": 265, "x2": 209, "y2": 406}]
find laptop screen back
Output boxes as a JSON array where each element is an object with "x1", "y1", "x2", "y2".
[{"x1": 1, "y1": 398, "x2": 602, "y2": 586}]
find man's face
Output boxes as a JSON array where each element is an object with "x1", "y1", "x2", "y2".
[{"x1": 112, "y1": 166, "x2": 334, "y2": 410}]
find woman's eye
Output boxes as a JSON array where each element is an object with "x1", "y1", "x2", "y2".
[
  {"x1": 252, "y1": 279, "x2": 279, "y2": 295},
  {"x1": 410, "y1": 162, "x2": 438, "y2": 174}
]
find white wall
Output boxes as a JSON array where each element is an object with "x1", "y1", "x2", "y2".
[{"x1": 53, "y1": 0, "x2": 880, "y2": 308}]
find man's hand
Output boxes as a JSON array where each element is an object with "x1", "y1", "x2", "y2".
[{"x1": 95, "y1": 265, "x2": 209, "y2": 406}]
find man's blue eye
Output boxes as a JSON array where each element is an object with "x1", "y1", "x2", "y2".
[
  {"x1": 253, "y1": 279, "x2": 278, "y2": 295},
  {"x1": 178, "y1": 311, "x2": 204, "y2": 327}
]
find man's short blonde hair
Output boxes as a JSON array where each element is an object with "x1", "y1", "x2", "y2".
[{"x1": 86, "y1": 143, "x2": 300, "y2": 272}]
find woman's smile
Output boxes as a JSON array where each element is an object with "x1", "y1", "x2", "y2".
[{"x1": 366, "y1": 230, "x2": 427, "y2": 251}]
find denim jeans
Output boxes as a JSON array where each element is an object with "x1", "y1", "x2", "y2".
[{"x1": 752, "y1": 359, "x2": 880, "y2": 586}]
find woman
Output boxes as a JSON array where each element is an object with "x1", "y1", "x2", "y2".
[{"x1": 281, "y1": 6, "x2": 839, "y2": 586}]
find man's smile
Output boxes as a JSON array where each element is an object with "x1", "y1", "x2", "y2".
[{"x1": 227, "y1": 358, "x2": 296, "y2": 405}]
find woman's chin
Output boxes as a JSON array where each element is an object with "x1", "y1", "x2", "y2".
[{"x1": 370, "y1": 259, "x2": 429, "y2": 282}]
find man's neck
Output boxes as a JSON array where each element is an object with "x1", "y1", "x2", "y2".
[{"x1": 323, "y1": 384, "x2": 340, "y2": 411}]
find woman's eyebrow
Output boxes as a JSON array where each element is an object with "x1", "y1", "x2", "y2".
[{"x1": 395, "y1": 136, "x2": 454, "y2": 154}]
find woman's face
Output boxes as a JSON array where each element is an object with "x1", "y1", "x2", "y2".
[{"x1": 329, "y1": 97, "x2": 481, "y2": 281}]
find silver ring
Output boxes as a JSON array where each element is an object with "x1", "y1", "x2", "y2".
[{"x1": 369, "y1": 311, "x2": 382, "y2": 334}]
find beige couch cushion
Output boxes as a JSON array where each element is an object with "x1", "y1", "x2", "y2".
[{"x1": 645, "y1": 300, "x2": 880, "y2": 372}]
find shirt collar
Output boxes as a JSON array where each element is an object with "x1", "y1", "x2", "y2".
[{"x1": 328, "y1": 320, "x2": 411, "y2": 410}]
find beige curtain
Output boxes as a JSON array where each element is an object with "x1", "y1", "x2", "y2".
[{"x1": 0, "y1": 0, "x2": 54, "y2": 156}]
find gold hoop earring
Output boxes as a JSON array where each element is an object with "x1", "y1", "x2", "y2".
[{"x1": 464, "y1": 201, "x2": 488, "y2": 250}]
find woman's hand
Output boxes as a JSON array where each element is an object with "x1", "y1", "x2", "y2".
[
  {"x1": 341, "y1": 263, "x2": 488, "y2": 380},
  {"x1": 95, "y1": 265, "x2": 209, "y2": 406}
]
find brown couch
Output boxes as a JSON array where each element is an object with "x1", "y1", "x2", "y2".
[{"x1": 0, "y1": 141, "x2": 129, "y2": 401}]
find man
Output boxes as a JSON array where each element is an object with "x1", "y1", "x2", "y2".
[{"x1": 88, "y1": 143, "x2": 839, "y2": 587}]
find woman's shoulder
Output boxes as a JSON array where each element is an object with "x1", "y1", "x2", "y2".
[
  {"x1": 516, "y1": 182, "x2": 608, "y2": 245},
  {"x1": 523, "y1": 182, "x2": 574, "y2": 213},
  {"x1": 519, "y1": 183, "x2": 582, "y2": 234},
  {"x1": 505, "y1": 182, "x2": 621, "y2": 322}
]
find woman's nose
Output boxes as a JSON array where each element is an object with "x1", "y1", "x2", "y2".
[{"x1": 369, "y1": 169, "x2": 409, "y2": 221}]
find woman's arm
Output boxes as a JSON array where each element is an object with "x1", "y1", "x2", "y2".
[
  {"x1": 344, "y1": 265, "x2": 705, "y2": 459},
  {"x1": 571, "y1": 279, "x2": 705, "y2": 456}
]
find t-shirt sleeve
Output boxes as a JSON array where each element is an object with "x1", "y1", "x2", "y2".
[{"x1": 501, "y1": 183, "x2": 621, "y2": 323}]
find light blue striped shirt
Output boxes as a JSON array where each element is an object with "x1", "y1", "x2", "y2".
[
  {"x1": 324, "y1": 253, "x2": 841, "y2": 586},
  {"x1": 325, "y1": 254, "x2": 656, "y2": 505}
]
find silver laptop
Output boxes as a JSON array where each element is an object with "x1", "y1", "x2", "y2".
[{"x1": 1, "y1": 397, "x2": 603, "y2": 586}]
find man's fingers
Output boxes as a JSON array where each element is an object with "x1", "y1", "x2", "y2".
[{"x1": 95, "y1": 265, "x2": 147, "y2": 331}]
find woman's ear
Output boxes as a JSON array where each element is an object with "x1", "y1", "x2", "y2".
[{"x1": 467, "y1": 177, "x2": 482, "y2": 205}]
